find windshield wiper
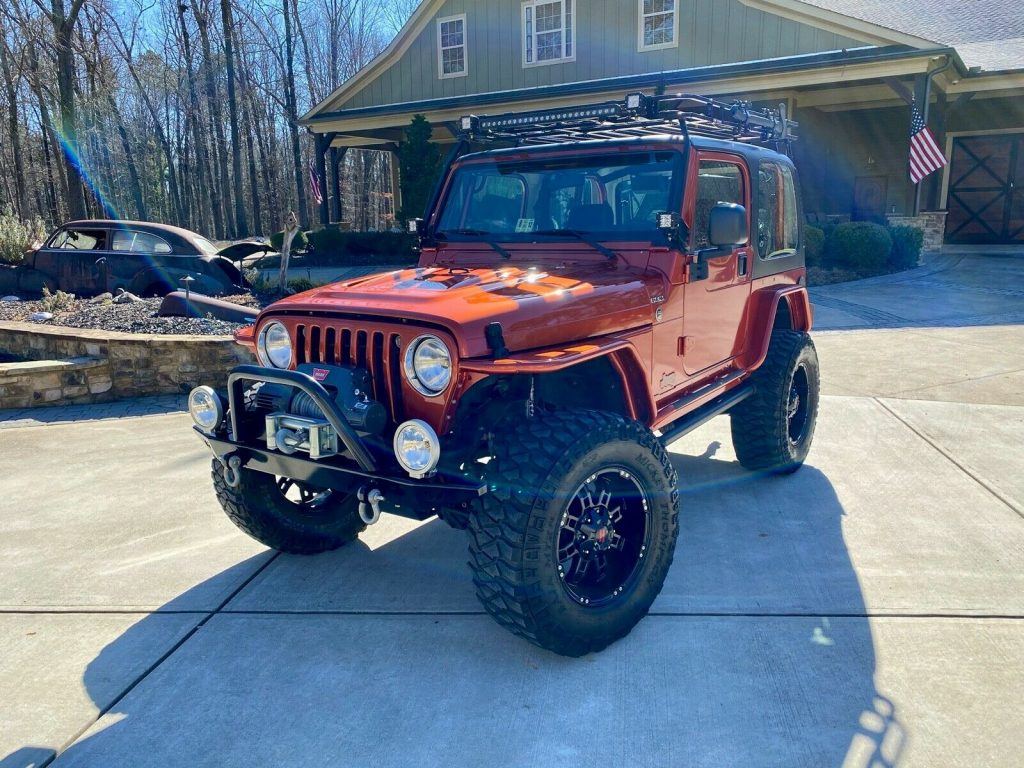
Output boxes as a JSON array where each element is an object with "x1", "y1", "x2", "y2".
[
  {"x1": 532, "y1": 229, "x2": 619, "y2": 262},
  {"x1": 436, "y1": 229, "x2": 512, "y2": 259}
]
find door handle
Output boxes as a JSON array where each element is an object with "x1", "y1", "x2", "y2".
[{"x1": 736, "y1": 250, "x2": 749, "y2": 277}]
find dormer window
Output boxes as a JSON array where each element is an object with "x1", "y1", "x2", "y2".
[
  {"x1": 523, "y1": 0, "x2": 575, "y2": 67},
  {"x1": 438, "y1": 14, "x2": 467, "y2": 78},
  {"x1": 639, "y1": 0, "x2": 678, "y2": 51}
]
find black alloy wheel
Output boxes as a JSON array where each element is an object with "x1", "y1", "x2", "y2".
[{"x1": 557, "y1": 468, "x2": 651, "y2": 607}]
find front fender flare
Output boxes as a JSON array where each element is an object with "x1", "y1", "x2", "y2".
[{"x1": 460, "y1": 334, "x2": 656, "y2": 425}]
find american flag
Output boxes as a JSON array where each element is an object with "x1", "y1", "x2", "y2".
[
  {"x1": 909, "y1": 104, "x2": 947, "y2": 184},
  {"x1": 308, "y1": 159, "x2": 323, "y2": 205}
]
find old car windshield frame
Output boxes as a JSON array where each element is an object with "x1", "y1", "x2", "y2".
[{"x1": 434, "y1": 150, "x2": 684, "y2": 243}]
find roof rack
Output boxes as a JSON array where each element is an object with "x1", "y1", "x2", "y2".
[{"x1": 458, "y1": 92, "x2": 797, "y2": 151}]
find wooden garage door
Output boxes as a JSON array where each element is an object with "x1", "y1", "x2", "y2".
[{"x1": 946, "y1": 134, "x2": 1024, "y2": 244}]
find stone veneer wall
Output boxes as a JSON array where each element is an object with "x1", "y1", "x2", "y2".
[
  {"x1": 0, "y1": 322, "x2": 254, "y2": 409},
  {"x1": 885, "y1": 211, "x2": 948, "y2": 256}
]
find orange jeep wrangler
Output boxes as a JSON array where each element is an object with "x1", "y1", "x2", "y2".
[{"x1": 189, "y1": 94, "x2": 818, "y2": 656}]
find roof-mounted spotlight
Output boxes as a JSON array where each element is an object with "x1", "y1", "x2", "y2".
[
  {"x1": 625, "y1": 92, "x2": 645, "y2": 111},
  {"x1": 460, "y1": 115, "x2": 477, "y2": 133}
]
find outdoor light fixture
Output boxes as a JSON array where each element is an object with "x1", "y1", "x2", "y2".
[
  {"x1": 403, "y1": 334, "x2": 452, "y2": 396},
  {"x1": 393, "y1": 419, "x2": 441, "y2": 479},
  {"x1": 257, "y1": 321, "x2": 293, "y2": 369},
  {"x1": 188, "y1": 386, "x2": 224, "y2": 434}
]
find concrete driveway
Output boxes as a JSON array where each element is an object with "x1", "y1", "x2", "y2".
[{"x1": 1, "y1": 254, "x2": 1022, "y2": 767}]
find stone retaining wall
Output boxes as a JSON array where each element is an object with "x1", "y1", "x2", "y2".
[
  {"x1": 886, "y1": 211, "x2": 948, "y2": 255},
  {"x1": 0, "y1": 322, "x2": 254, "y2": 409}
]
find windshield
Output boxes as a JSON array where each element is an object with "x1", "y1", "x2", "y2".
[{"x1": 435, "y1": 151, "x2": 683, "y2": 240}]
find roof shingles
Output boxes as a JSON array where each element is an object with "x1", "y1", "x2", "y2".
[{"x1": 802, "y1": 0, "x2": 1024, "y2": 70}]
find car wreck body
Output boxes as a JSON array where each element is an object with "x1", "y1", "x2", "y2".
[
  {"x1": 189, "y1": 93, "x2": 820, "y2": 656},
  {"x1": 12, "y1": 220, "x2": 260, "y2": 297}
]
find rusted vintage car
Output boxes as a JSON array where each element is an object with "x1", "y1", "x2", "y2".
[{"x1": 15, "y1": 220, "x2": 261, "y2": 297}]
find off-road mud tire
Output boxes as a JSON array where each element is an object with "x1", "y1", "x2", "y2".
[
  {"x1": 211, "y1": 460, "x2": 366, "y2": 554},
  {"x1": 468, "y1": 410, "x2": 679, "y2": 656},
  {"x1": 730, "y1": 330, "x2": 819, "y2": 473}
]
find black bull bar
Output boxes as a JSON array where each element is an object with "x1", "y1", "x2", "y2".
[{"x1": 198, "y1": 365, "x2": 486, "y2": 516}]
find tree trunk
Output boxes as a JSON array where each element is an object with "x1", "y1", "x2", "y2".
[
  {"x1": 109, "y1": 98, "x2": 147, "y2": 220},
  {"x1": 177, "y1": 3, "x2": 218, "y2": 236},
  {"x1": 51, "y1": 1, "x2": 87, "y2": 219},
  {"x1": 219, "y1": 0, "x2": 248, "y2": 237},
  {"x1": 193, "y1": 1, "x2": 232, "y2": 238},
  {"x1": 283, "y1": 0, "x2": 308, "y2": 228},
  {"x1": 0, "y1": 39, "x2": 29, "y2": 217}
]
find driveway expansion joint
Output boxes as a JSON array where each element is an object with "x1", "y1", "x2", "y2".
[{"x1": 874, "y1": 397, "x2": 1024, "y2": 520}]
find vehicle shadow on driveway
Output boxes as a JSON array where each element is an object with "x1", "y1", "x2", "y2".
[{"x1": 2, "y1": 455, "x2": 905, "y2": 768}]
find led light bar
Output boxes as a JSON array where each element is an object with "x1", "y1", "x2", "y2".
[{"x1": 474, "y1": 103, "x2": 621, "y2": 132}]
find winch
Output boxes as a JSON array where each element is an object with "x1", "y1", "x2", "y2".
[{"x1": 254, "y1": 363, "x2": 388, "y2": 460}]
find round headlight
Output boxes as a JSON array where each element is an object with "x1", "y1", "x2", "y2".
[
  {"x1": 188, "y1": 386, "x2": 224, "y2": 434},
  {"x1": 257, "y1": 321, "x2": 293, "y2": 369},
  {"x1": 404, "y1": 335, "x2": 452, "y2": 396},
  {"x1": 393, "y1": 419, "x2": 441, "y2": 478}
]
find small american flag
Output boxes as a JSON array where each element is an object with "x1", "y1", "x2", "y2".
[
  {"x1": 909, "y1": 104, "x2": 947, "y2": 184},
  {"x1": 308, "y1": 159, "x2": 323, "y2": 205}
]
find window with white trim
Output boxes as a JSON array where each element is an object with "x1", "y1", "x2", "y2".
[
  {"x1": 523, "y1": 0, "x2": 575, "y2": 66},
  {"x1": 638, "y1": 0, "x2": 678, "y2": 51},
  {"x1": 437, "y1": 14, "x2": 467, "y2": 79}
]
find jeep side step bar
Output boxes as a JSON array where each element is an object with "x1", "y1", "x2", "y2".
[{"x1": 657, "y1": 383, "x2": 754, "y2": 447}]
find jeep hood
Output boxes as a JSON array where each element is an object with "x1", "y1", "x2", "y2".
[{"x1": 265, "y1": 263, "x2": 662, "y2": 357}]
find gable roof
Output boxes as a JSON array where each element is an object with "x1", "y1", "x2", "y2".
[{"x1": 761, "y1": 0, "x2": 1024, "y2": 70}]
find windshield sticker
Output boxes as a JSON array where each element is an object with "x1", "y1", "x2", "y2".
[{"x1": 515, "y1": 218, "x2": 536, "y2": 233}]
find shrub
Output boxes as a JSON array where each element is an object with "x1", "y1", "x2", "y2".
[
  {"x1": 286, "y1": 277, "x2": 318, "y2": 294},
  {"x1": 804, "y1": 225, "x2": 825, "y2": 268},
  {"x1": 824, "y1": 222, "x2": 892, "y2": 273},
  {"x1": 40, "y1": 286, "x2": 75, "y2": 313},
  {"x1": 0, "y1": 207, "x2": 47, "y2": 266},
  {"x1": 398, "y1": 115, "x2": 442, "y2": 224},
  {"x1": 305, "y1": 229, "x2": 418, "y2": 266},
  {"x1": 888, "y1": 225, "x2": 924, "y2": 271},
  {"x1": 269, "y1": 229, "x2": 309, "y2": 253}
]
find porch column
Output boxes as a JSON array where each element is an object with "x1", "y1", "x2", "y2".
[
  {"x1": 912, "y1": 74, "x2": 930, "y2": 215},
  {"x1": 389, "y1": 146, "x2": 403, "y2": 221},
  {"x1": 330, "y1": 147, "x2": 347, "y2": 223},
  {"x1": 315, "y1": 132, "x2": 335, "y2": 227}
]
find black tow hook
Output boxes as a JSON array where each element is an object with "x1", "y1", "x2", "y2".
[{"x1": 357, "y1": 486, "x2": 385, "y2": 525}]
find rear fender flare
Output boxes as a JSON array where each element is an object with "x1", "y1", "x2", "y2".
[{"x1": 741, "y1": 285, "x2": 812, "y2": 371}]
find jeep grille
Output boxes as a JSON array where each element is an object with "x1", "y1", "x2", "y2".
[{"x1": 294, "y1": 322, "x2": 405, "y2": 422}]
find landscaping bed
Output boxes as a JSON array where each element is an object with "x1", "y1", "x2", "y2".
[{"x1": 0, "y1": 292, "x2": 264, "y2": 336}]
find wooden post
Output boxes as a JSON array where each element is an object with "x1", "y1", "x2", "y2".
[
  {"x1": 315, "y1": 133, "x2": 332, "y2": 226},
  {"x1": 279, "y1": 211, "x2": 299, "y2": 294}
]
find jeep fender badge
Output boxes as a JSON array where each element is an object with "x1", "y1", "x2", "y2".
[{"x1": 313, "y1": 368, "x2": 330, "y2": 382}]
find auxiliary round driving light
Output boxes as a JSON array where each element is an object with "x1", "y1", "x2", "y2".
[
  {"x1": 188, "y1": 386, "x2": 224, "y2": 434},
  {"x1": 393, "y1": 419, "x2": 441, "y2": 479}
]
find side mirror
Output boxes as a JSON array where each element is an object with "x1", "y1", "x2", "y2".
[{"x1": 708, "y1": 203, "x2": 748, "y2": 247}]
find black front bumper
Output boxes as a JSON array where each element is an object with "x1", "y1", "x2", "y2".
[{"x1": 200, "y1": 365, "x2": 486, "y2": 518}]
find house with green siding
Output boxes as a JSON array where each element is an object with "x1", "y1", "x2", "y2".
[{"x1": 302, "y1": 0, "x2": 1024, "y2": 248}]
